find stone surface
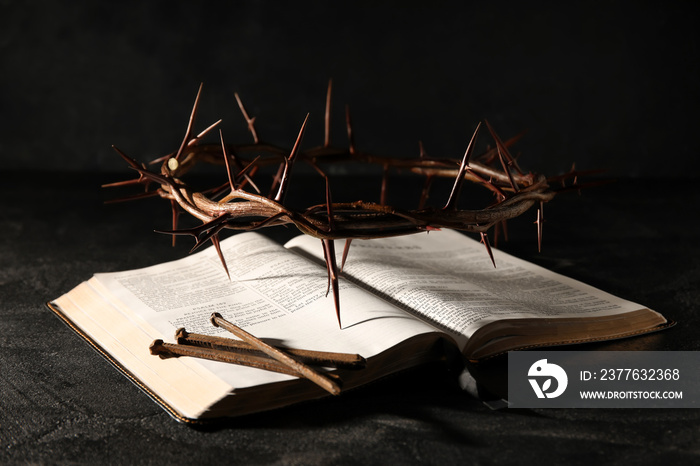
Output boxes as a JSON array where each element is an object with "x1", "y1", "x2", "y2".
[{"x1": 1, "y1": 172, "x2": 699, "y2": 464}]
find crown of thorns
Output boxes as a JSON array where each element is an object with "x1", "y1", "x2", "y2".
[{"x1": 106, "y1": 82, "x2": 591, "y2": 327}]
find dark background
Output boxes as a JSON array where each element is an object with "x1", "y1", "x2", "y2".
[
  {"x1": 3, "y1": 0, "x2": 699, "y2": 178},
  {"x1": 3, "y1": 1, "x2": 700, "y2": 464}
]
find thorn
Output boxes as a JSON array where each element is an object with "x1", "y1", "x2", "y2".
[
  {"x1": 155, "y1": 213, "x2": 231, "y2": 257},
  {"x1": 239, "y1": 166, "x2": 261, "y2": 194},
  {"x1": 418, "y1": 174, "x2": 434, "y2": 209},
  {"x1": 485, "y1": 120, "x2": 523, "y2": 175},
  {"x1": 476, "y1": 169, "x2": 508, "y2": 200},
  {"x1": 444, "y1": 122, "x2": 482, "y2": 210},
  {"x1": 206, "y1": 181, "x2": 233, "y2": 200},
  {"x1": 111, "y1": 145, "x2": 141, "y2": 171},
  {"x1": 211, "y1": 234, "x2": 230, "y2": 280},
  {"x1": 234, "y1": 92, "x2": 260, "y2": 144},
  {"x1": 175, "y1": 83, "x2": 204, "y2": 161},
  {"x1": 345, "y1": 105, "x2": 356, "y2": 155},
  {"x1": 322, "y1": 241, "x2": 331, "y2": 296},
  {"x1": 110, "y1": 145, "x2": 154, "y2": 187},
  {"x1": 535, "y1": 202, "x2": 544, "y2": 252},
  {"x1": 419, "y1": 140, "x2": 428, "y2": 159},
  {"x1": 170, "y1": 200, "x2": 179, "y2": 247},
  {"x1": 480, "y1": 232, "x2": 496, "y2": 268},
  {"x1": 269, "y1": 162, "x2": 285, "y2": 199},
  {"x1": 147, "y1": 154, "x2": 172, "y2": 166},
  {"x1": 237, "y1": 156, "x2": 261, "y2": 185},
  {"x1": 219, "y1": 131, "x2": 261, "y2": 195},
  {"x1": 220, "y1": 129, "x2": 237, "y2": 192},
  {"x1": 324, "y1": 79, "x2": 332, "y2": 148},
  {"x1": 187, "y1": 119, "x2": 222, "y2": 147},
  {"x1": 380, "y1": 163, "x2": 389, "y2": 206},
  {"x1": 340, "y1": 239, "x2": 352, "y2": 272},
  {"x1": 321, "y1": 239, "x2": 342, "y2": 328},
  {"x1": 307, "y1": 161, "x2": 335, "y2": 232},
  {"x1": 249, "y1": 211, "x2": 287, "y2": 230},
  {"x1": 110, "y1": 155, "x2": 201, "y2": 215},
  {"x1": 497, "y1": 146, "x2": 519, "y2": 192},
  {"x1": 155, "y1": 215, "x2": 233, "y2": 278},
  {"x1": 477, "y1": 130, "x2": 526, "y2": 166},
  {"x1": 274, "y1": 114, "x2": 309, "y2": 202},
  {"x1": 324, "y1": 172, "x2": 335, "y2": 232}
]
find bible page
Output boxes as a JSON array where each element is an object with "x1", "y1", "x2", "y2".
[
  {"x1": 286, "y1": 229, "x2": 657, "y2": 349},
  {"x1": 92, "y1": 232, "x2": 441, "y2": 389}
]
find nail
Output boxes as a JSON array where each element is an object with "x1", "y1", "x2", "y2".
[
  {"x1": 149, "y1": 339, "x2": 304, "y2": 377},
  {"x1": 174, "y1": 328, "x2": 366, "y2": 370},
  {"x1": 210, "y1": 313, "x2": 342, "y2": 395}
]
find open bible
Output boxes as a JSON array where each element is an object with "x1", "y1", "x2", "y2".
[{"x1": 48, "y1": 229, "x2": 669, "y2": 422}]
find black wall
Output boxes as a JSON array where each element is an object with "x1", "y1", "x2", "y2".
[{"x1": 3, "y1": 1, "x2": 698, "y2": 177}]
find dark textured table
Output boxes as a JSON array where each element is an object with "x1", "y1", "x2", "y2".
[{"x1": 2, "y1": 172, "x2": 699, "y2": 464}]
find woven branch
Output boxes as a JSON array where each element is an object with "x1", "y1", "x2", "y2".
[{"x1": 105, "y1": 82, "x2": 590, "y2": 327}]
